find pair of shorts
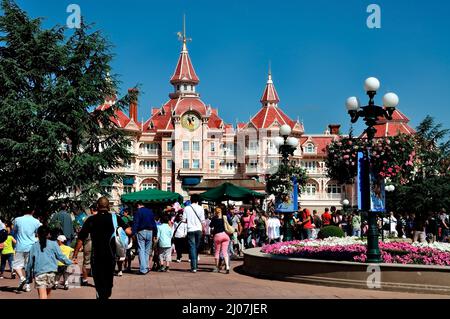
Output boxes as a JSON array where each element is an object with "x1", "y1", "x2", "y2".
[
  {"x1": 159, "y1": 247, "x2": 172, "y2": 262},
  {"x1": 34, "y1": 272, "x2": 56, "y2": 289},
  {"x1": 83, "y1": 239, "x2": 92, "y2": 268},
  {"x1": 12, "y1": 251, "x2": 29, "y2": 270}
]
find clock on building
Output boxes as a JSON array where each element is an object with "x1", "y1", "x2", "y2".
[{"x1": 181, "y1": 111, "x2": 201, "y2": 131}]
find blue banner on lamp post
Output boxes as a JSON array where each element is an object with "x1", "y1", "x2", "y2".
[
  {"x1": 357, "y1": 152, "x2": 386, "y2": 212},
  {"x1": 275, "y1": 176, "x2": 299, "y2": 213}
]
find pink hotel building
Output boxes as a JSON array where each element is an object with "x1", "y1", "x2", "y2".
[{"x1": 98, "y1": 30, "x2": 414, "y2": 211}]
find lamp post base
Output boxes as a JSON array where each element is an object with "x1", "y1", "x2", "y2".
[{"x1": 367, "y1": 211, "x2": 382, "y2": 263}]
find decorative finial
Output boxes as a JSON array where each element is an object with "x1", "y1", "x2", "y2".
[
  {"x1": 267, "y1": 61, "x2": 273, "y2": 83},
  {"x1": 177, "y1": 14, "x2": 191, "y2": 52}
]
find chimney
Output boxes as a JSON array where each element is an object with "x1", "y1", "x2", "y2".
[
  {"x1": 328, "y1": 124, "x2": 341, "y2": 135},
  {"x1": 128, "y1": 88, "x2": 139, "y2": 122}
]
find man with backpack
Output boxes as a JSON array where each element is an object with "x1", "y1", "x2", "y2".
[
  {"x1": 72, "y1": 197, "x2": 131, "y2": 299},
  {"x1": 183, "y1": 194, "x2": 205, "y2": 273}
]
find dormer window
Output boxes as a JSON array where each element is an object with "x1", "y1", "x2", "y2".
[
  {"x1": 177, "y1": 85, "x2": 180, "y2": 91},
  {"x1": 304, "y1": 143, "x2": 315, "y2": 154},
  {"x1": 183, "y1": 84, "x2": 187, "y2": 90}
]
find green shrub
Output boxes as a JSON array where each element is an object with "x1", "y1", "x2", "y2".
[{"x1": 318, "y1": 226, "x2": 345, "y2": 239}]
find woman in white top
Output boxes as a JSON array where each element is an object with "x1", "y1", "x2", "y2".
[
  {"x1": 173, "y1": 212, "x2": 187, "y2": 262},
  {"x1": 267, "y1": 213, "x2": 281, "y2": 244}
]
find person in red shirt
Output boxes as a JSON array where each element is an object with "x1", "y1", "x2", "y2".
[
  {"x1": 300, "y1": 209, "x2": 314, "y2": 240},
  {"x1": 322, "y1": 208, "x2": 332, "y2": 226}
]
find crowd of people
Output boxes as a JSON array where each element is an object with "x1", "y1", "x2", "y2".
[{"x1": 0, "y1": 196, "x2": 448, "y2": 299}]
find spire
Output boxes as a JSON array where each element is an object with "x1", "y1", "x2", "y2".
[
  {"x1": 170, "y1": 15, "x2": 199, "y2": 85},
  {"x1": 260, "y1": 65, "x2": 280, "y2": 106}
]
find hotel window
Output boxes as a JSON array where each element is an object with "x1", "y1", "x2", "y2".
[
  {"x1": 166, "y1": 182, "x2": 172, "y2": 192},
  {"x1": 123, "y1": 186, "x2": 134, "y2": 194},
  {"x1": 192, "y1": 141, "x2": 200, "y2": 152},
  {"x1": 192, "y1": 159, "x2": 200, "y2": 169},
  {"x1": 141, "y1": 182, "x2": 157, "y2": 190},
  {"x1": 167, "y1": 141, "x2": 173, "y2": 151},
  {"x1": 305, "y1": 183, "x2": 317, "y2": 196},
  {"x1": 249, "y1": 160, "x2": 258, "y2": 168},
  {"x1": 142, "y1": 160, "x2": 158, "y2": 170},
  {"x1": 167, "y1": 159, "x2": 173, "y2": 170},
  {"x1": 303, "y1": 161, "x2": 317, "y2": 172},
  {"x1": 327, "y1": 184, "x2": 342, "y2": 194},
  {"x1": 304, "y1": 143, "x2": 315, "y2": 154},
  {"x1": 210, "y1": 142, "x2": 215, "y2": 152},
  {"x1": 249, "y1": 141, "x2": 258, "y2": 150},
  {"x1": 143, "y1": 143, "x2": 158, "y2": 154},
  {"x1": 123, "y1": 159, "x2": 132, "y2": 169},
  {"x1": 183, "y1": 159, "x2": 189, "y2": 169},
  {"x1": 183, "y1": 141, "x2": 189, "y2": 152},
  {"x1": 210, "y1": 160, "x2": 215, "y2": 170}
]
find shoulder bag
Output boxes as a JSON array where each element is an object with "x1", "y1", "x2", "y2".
[{"x1": 223, "y1": 215, "x2": 235, "y2": 235}]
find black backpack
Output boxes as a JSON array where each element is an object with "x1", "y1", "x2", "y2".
[{"x1": 0, "y1": 229, "x2": 8, "y2": 244}]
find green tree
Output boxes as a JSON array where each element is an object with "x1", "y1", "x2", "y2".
[
  {"x1": 387, "y1": 116, "x2": 450, "y2": 215},
  {"x1": 0, "y1": 0, "x2": 133, "y2": 218},
  {"x1": 414, "y1": 115, "x2": 450, "y2": 178}
]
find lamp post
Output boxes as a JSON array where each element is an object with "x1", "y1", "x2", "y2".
[
  {"x1": 274, "y1": 124, "x2": 299, "y2": 167},
  {"x1": 345, "y1": 77, "x2": 399, "y2": 263}
]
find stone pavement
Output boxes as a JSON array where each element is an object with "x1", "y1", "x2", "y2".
[{"x1": 0, "y1": 254, "x2": 447, "y2": 299}]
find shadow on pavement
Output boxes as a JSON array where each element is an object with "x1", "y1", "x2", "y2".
[{"x1": 0, "y1": 286, "x2": 19, "y2": 293}]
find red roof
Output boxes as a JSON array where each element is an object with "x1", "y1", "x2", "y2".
[
  {"x1": 143, "y1": 97, "x2": 225, "y2": 132},
  {"x1": 301, "y1": 136, "x2": 337, "y2": 156},
  {"x1": 172, "y1": 97, "x2": 207, "y2": 116},
  {"x1": 364, "y1": 108, "x2": 415, "y2": 138},
  {"x1": 110, "y1": 110, "x2": 131, "y2": 128},
  {"x1": 260, "y1": 73, "x2": 280, "y2": 104},
  {"x1": 207, "y1": 112, "x2": 224, "y2": 129},
  {"x1": 170, "y1": 42, "x2": 199, "y2": 84},
  {"x1": 250, "y1": 105, "x2": 296, "y2": 129}
]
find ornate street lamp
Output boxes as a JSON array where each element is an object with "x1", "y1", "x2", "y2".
[
  {"x1": 274, "y1": 124, "x2": 299, "y2": 167},
  {"x1": 345, "y1": 77, "x2": 399, "y2": 263}
]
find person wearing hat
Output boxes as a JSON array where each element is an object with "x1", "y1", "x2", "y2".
[{"x1": 54, "y1": 235, "x2": 73, "y2": 290}]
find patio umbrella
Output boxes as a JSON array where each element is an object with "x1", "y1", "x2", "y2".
[
  {"x1": 121, "y1": 188, "x2": 183, "y2": 204},
  {"x1": 199, "y1": 182, "x2": 265, "y2": 202}
]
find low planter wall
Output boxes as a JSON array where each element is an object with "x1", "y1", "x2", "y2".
[{"x1": 243, "y1": 248, "x2": 450, "y2": 295}]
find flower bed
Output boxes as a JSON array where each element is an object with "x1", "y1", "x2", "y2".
[{"x1": 261, "y1": 237, "x2": 450, "y2": 266}]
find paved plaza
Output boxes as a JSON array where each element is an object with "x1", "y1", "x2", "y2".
[{"x1": 0, "y1": 254, "x2": 447, "y2": 299}]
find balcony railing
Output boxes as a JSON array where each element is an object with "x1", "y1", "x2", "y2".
[
  {"x1": 220, "y1": 169, "x2": 237, "y2": 174},
  {"x1": 300, "y1": 193, "x2": 345, "y2": 200},
  {"x1": 246, "y1": 166, "x2": 259, "y2": 173},
  {"x1": 140, "y1": 150, "x2": 159, "y2": 156},
  {"x1": 246, "y1": 149, "x2": 259, "y2": 156}
]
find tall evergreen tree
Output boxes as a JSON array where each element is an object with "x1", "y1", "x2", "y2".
[{"x1": 0, "y1": 0, "x2": 132, "y2": 217}]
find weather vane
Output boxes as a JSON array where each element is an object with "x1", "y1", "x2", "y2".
[{"x1": 177, "y1": 14, "x2": 192, "y2": 46}]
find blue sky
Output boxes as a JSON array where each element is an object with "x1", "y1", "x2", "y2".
[{"x1": 11, "y1": 0, "x2": 450, "y2": 135}]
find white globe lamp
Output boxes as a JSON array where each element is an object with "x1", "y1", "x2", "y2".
[
  {"x1": 274, "y1": 136, "x2": 285, "y2": 147},
  {"x1": 364, "y1": 77, "x2": 380, "y2": 92},
  {"x1": 279, "y1": 124, "x2": 292, "y2": 137},
  {"x1": 346, "y1": 96, "x2": 360, "y2": 111},
  {"x1": 383, "y1": 92, "x2": 399, "y2": 109}
]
